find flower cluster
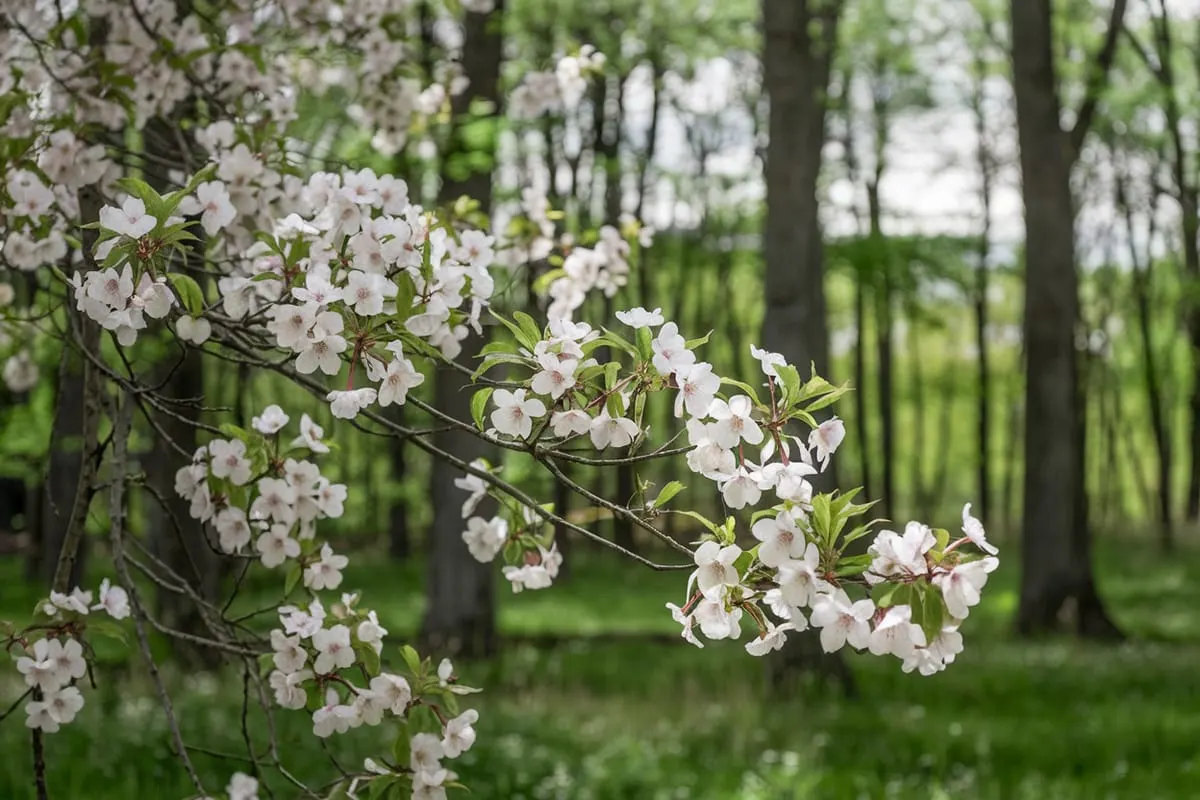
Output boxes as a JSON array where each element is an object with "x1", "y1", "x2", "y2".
[
  {"x1": 170, "y1": 406, "x2": 482, "y2": 798},
  {"x1": 7, "y1": 580, "x2": 130, "y2": 734},
  {"x1": 460, "y1": 305, "x2": 1000, "y2": 675}
]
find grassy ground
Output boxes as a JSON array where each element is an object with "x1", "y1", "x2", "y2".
[{"x1": 1, "y1": 537, "x2": 1199, "y2": 799}]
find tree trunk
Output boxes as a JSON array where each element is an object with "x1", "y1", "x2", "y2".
[
  {"x1": 972, "y1": 61, "x2": 993, "y2": 524},
  {"x1": 867, "y1": 181, "x2": 894, "y2": 522},
  {"x1": 387, "y1": 406, "x2": 411, "y2": 560},
  {"x1": 761, "y1": 0, "x2": 852, "y2": 693},
  {"x1": 420, "y1": 1, "x2": 504, "y2": 659},
  {"x1": 1010, "y1": 0, "x2": 1120, "y2": 637}
]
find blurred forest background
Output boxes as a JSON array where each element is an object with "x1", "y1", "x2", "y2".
[{"x1": 3, "y1": 0, "x2": 1200, "y2": 797}]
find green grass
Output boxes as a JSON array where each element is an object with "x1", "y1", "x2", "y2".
[{"x1": 2, "y1": 538, "x2": 1200, "y2": 799}]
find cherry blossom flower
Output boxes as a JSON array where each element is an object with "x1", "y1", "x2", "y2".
[
  {"x1": 441, "y1": 709, "x2": 479, "y2": 757},
  {"x1": 666, "y1": 602, "x2": 703, "y2": 648},
  {"x1": 490, "y1": 388, "x2": 545, "y2": 438},
  {"x1": 809, "y1": 417, "x2": 845, "y2": 469},
  {"x1": 615, "y1": 306, "x2": 663, "y2": 328},
  {"x1": 227, "y1": 772, "x2": 259, "y2": 800},
  {"x1": 745, "y1": 620, "x2": 794, "y2": 656},
  {"x1": 750, "y1": 345, "x2": 785, "y2": 378},
  {"x1": 530, "y1": 353, "x2": 577, "y2": 399},
  {"x1": 462, "y1": 516, "x2": 508, "y2": 562},
  {"x1": 304, "y1": 544, "x2": 349, "y2": 591},
  {"x1": 650, "y1": 322, "x2": 695, "y2": 376},
  {"x1": 312, "y1": 624, "x2": 355, "y2": 674},
  {"x1": 551, "y1": 409, "x2": 592, "y2": 437},
  {"x1": 810, "y1": 589, "x2": 874, "y2": 653},
  {"x1": 92, "y1": 579, "x2": 130, "y2": 620},
  {"x1": 271, "y1": 629, "x2": 308, "y2": 673},
  {"x1": 208, "y1": 439, "x2": 252, "y2": 485},
  {"x1": 933, "y1": 557, "x2": 999, "y2": 619},
  {"x1": 589, "y1": 411, "x2": 639, "y2": 449},
  {"x1": 370, "y1": 673, "x2": 412, "y2": 715},
  {"x1": 720, "y1": 466, "x2": 762, "y2": 509},
  {"x1": 867, "y1": 522, "x2": 935, "y2": 584},
  {"x1": 693, "y1": 587, "x2": 743, "y2": 640},
  {"x1": 673, "y1": 362, "x2": 719, "y2": 418},
  {"x1": 256, "y1": 524, "x2": 300, "y2": 568},
  {"x1": 327, "y1": 388, "x2": 378, "y2": 419},
  {"x1": 270, "y1": 669, "x2": 311, "y2": 709},
  {"x1": 961, "y1": 503, "x2": 998, "y2": 555},
  {"x1": 252, "y1": 405, "x2": 290, "y2": 435},
  {"x1": 215, "y1": 507, "x2": 252, "y2": 553},
  {"x1": 176, "y1": 316, "x2": 212, "y2": 345},
  {"x1": 377, "y1": 357, "x2": 424, "y2": 406},
  {"x1": 99, "y1": 197, "x2": 156, "y2": 239},
  {"x1": 708, "y1": 396, "x2": 763, "y2": 449},
  {"x1": 693, "y1": 541, "x2": 742, "y2": 593},
  {"x1": 751, "y1": 510, "x2": 806, "y2": 568},
  {"x1": 868, "y1": 605, "x2": 927, "y2": 659}
]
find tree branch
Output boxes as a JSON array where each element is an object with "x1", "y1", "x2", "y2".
[{"x1": 1067, "y1": 0, "x2": 1129, "y2": 161}]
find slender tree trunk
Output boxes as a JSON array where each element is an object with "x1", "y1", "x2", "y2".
[
  {"x1": 867, "y1": 181, "x2": 894, "y2": 521},
  {"x1": 761, "y1": 0, "x2": 853, "y2": 694},
  {"x1": 972, "y1": 65, "x2": 994, "y2": 523},
  {"x1": 420, "y1": 1, "x2": 505, "y2": 658},
  {"x1": 1011, "y1": 0, "x2": 1120, "y2": 637},
  {"x1": 1118, "y1": 173, "x2": 1173, "y2": 548},
  {"x1": 852, "y1": 277, "x2": 873, "y2": 499}
]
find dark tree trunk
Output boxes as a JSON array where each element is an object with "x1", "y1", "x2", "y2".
[
  {"x1": 1010, "y1": 0, "x2": 1121, "y2": 638},
  {"x1": 972, "y1": 59, "x2": 994, "y2": 524},
  {"x1": 761, "y1": 0, "x2": 852, "y2": 694},
  {"x1": 420, "y1": 1, "x2": 504, "y2": 659},
  {"x1": 867, "y1": 181, "x2": 894, "y2": 521}
]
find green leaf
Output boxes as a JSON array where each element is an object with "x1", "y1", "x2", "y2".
[
  {"x1": 775, "y1": 364, "x2": 802, "y2": 406},
  {"x1": 635, "y1": 326, "x2": 653, "y2": 361},
  {"x1": 685, "y1": 330, "x2": 712, "y2": 349},
  {"x1": 284, "y1": 562, "x2": 302, "y2": 596},
  {"x1": 391, "y1": 720, "x2": 412, "y2": 765},
  {"x1": 470, "y1": 388, "x2": 493, "y2": 431},
  {"x1": 833, "y1": 552, "x2": 872, "y2": 577},
  {"x1": 718, "y1": 377, "x2": 760, "y2": 404},
  {"x1": 512, "y1": 310, "x2": 543, "y2": 347},
  {"x1": 166, "y1": 273, "x2": 206, "y2": 316},
  {"x1": 672, "y1": 509, "x2": 719, "y2": 536},
  {"x1": 932, "y1": 527, "x2": 950, "y2": 554},
  {"x1": 649, "y1": 480, "x2": 685, "y2": 509},
  {"x1": 489, "y1": 311, "x2": 535, "y2": 351},
  {"x1": 805, "y1": 384, "x2": 850, "y2": 413},
  {"x1": 355, "y1": 642, "x2": 381, "y2": 677},
  {"x1": 368, "y1": 776, "x2": 402, "y2": 800},
  {"x1": 399, "y1": 644, "x2": 422, "y2": 676},
  {"x1": 258, "y1": 652, "x2": 275, "y2": 677},
  {"x1": 219, "y1": 423, "x2": 250, "y2": 442},
  {"x1": 603, "y1": 361, "x2": 620, "y2": 391},
  {"x1": 597, "y1": 330, "x2": 641, "y2": 360},
  {"x1": 87, "y1": 620, "x2": 128, "y2": 647},
  {"x1": 920, "y1": 583, "x2": 945, "y2": 643}
]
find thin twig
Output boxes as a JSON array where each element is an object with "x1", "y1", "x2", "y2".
[{"x1": 107, "y1": 391, "x2": 206, "y2": 796}]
